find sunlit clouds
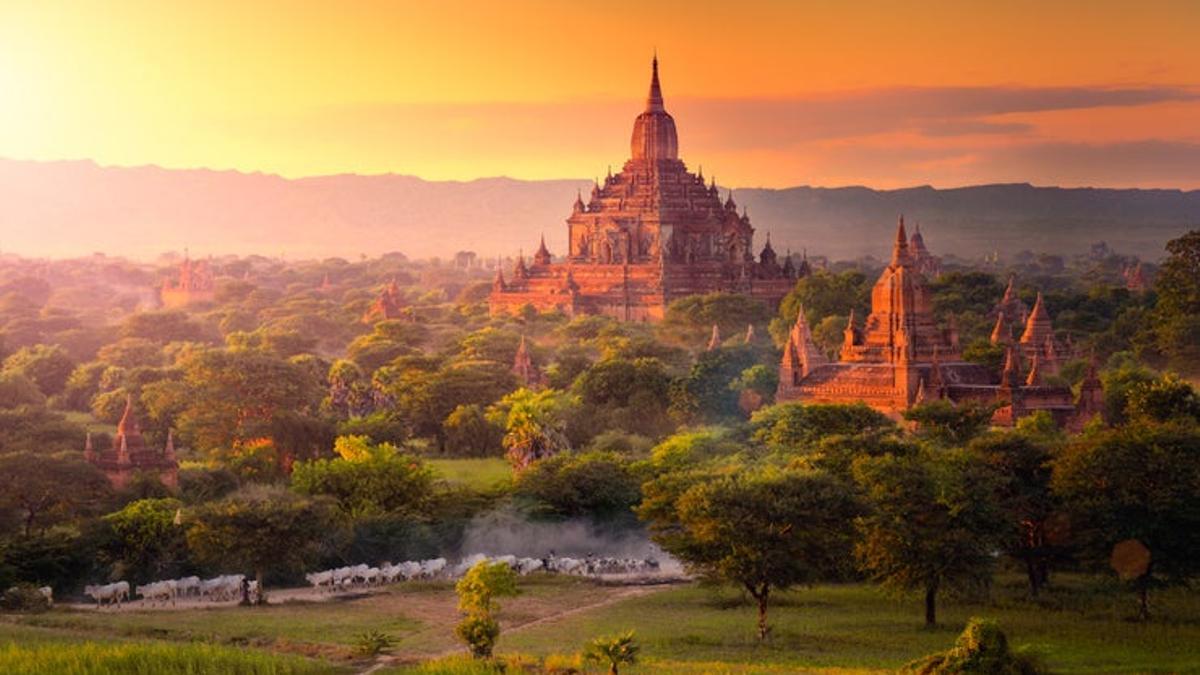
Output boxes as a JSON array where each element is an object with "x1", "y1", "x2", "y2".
[{"x1": 1, "y1": 1, "x2": 1198, "y2": 187}]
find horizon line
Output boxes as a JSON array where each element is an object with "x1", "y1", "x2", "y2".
[{"x1": 3, "y1": 156, "x2": 1198, "y2": 194}]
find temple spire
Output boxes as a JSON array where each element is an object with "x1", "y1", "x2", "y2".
[
  {"x1": 1025, "y1": 354, "x2": 1043, "y2": 386},
  {"x1": 646, "y1": 53, "x2": 664, "y2": 112},
  {"x1": 891, "y1": 215, "x2": 911, "y2": 266},
  {"x1": 706, "y1": 323, "x2": 721, "y2": 351}
]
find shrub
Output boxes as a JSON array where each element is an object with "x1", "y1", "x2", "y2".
[
  {"x1": 455, "y1": 560, "x2": 518, "y2": 659},
  {"x1": 353, "y1": 629, "x2": 395, "y2": 657},
  {"x1": 455, "y1": 613, "x2": 501, "y2": 660},
  {"x1": 0, "y1": 584, "x2": 50, "y2": 613},
  {"x1": 904, "y1": 617, "x2": 1046, "y2": 674},
  {"x1": 584, "y1": 630, "x2": 639, "y2": 675}
]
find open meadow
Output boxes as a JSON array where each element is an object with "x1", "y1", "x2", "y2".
[{"x1": 4, "y1": 574, "x2": 1199, "y2": 674}]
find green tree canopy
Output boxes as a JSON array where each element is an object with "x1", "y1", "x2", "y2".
[
  {"x1": 0, "y1": 452, "x2": 111, "y2": 537},
  {"x1": 101, "y1": 498, "x2": 186, "y2": 583},
  {"x1": 487, "y1": 388, "x2": 577, "y2": 471},
  {"x1": 751, "y1": 402, "x2": 895, "y2": 450},
  {"x1": 1052, "y1": 420, "x2": 1200, "y2": 618},
  {"x1": 1152, "y1": 230, "x2": 1200, "y2": 373},
  {"x1": 853, "y1": 448, "x2": 1005, "y2": 626},
  {"x1": 903, "y1": 400, "x2": 997, "y2": 447},
  {"x1": 291, "y1": 435, "x2": 434, "y2": 518},
  {"x1": 640, "y1": 463, "x2": 860, "y2": 639},
  {"x1": 513, "y1": 451, "x2": 641, "y2": 519},
  {"x1": 185, "y1": 485, "x2": 343, "y2": 602},
  {"x1": 2, "y1": 344, "x2": 75, "y2": 397}
]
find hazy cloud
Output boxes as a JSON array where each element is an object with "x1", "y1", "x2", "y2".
[
  {"x1": 676, "y1": 86, "x2": 1200, "y2": 148},
  {"x1": 186, "y1": 85, "x2": 1200, "y2": 188}
]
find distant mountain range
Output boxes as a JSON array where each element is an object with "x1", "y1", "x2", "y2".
[{"x1": 2, "y1": 158, "x2": 1196, "y2": 261}]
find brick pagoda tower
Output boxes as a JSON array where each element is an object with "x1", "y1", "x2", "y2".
[
  {"x1": 777, "y1": 219, "x2": 1087, "y2": 427},
  {"x1": 489, "y1": 57, "x2": 801, "y2": 321}
]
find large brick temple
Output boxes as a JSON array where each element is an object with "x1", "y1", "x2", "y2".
[
  {"x1": 776, "y1": 218, "x2": 1102, "y2": 429},
  {"x1": 488, "y1": 58, "x2": 801, "y2": 321}
]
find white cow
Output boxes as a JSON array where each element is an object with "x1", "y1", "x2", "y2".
[
  {"x1": 305, "y1": 570, "x2": 334, "y2": 592},
  {"x1": 84, "y1": 581, "x2": 129, "y2": 608},
  {"x1": 419, "y1": 558, "x2": 447, "y2": 578},
  {"x1": 175, "y1": 576, "x2": 201, "y2": 597},
  {"x1": 136, "y1": 580, "x2": 177, "y2": 607}
]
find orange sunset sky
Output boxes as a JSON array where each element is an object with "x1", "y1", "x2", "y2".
[{"x1": 1, "y1": 1, "x2": 1199, "y2": 188}]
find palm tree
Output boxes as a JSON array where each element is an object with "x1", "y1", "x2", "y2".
[{"x1": 584, "y1": 630, "x2": 639, "y2": 675}]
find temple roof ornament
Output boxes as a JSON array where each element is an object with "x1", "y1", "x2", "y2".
[
  {"x1": 630, "y1": 55, "x2": 678, "y2": 161},
  {"x1": 534, "y1": 235, "x2": 552, "y2": 266},
  {"x1": 706, "y1": 324, "x2": 721, "y2": 351},
  {"x1": 1020, "y1": 292, "x2": 1054, "y2": 345}
]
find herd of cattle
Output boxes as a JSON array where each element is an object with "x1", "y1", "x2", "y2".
[
  {"x1": 80, "y1": 575, "x2": 260, "y2": 608},
  {"x1": 28, "y1": 553, "x2": 662, "y2": 610},
  {"x1": 303, "y1": 553, "x2": 660, "y2": 592}
]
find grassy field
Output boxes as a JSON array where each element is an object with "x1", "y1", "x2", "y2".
[
  {"x1": 426, "y1": 458, "x2": 511, "y2": 490},
  {"x1": 4, "y1": 575, "x2": 1199, "y2": 674},
  {"x1": 497, "y1": 576, "x2": 1200, "y2": 674}
]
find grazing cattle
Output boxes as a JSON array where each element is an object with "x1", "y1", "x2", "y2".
[
  {"x1": 199, "y1": 574, "x2": 244, "y2": 602},
  {"x1": 175, "y1": 576, "x2": 201, "y2": 597},
  {"x1": 84, "y1": 581, "x2": 130, "y2": 608},
  {"x1": 305, "y1": 570, "x2": 334, "y2": 592},
  {"x1": 296, "y1": 551, "x2": 665, "y2": 599},
  {"x1": 136, "y1": 580, "x2": 177, "y2": 607},
  {"x1": 419, "y1": 558, "x2": 447, "y2": 578},
  {"x1": 38, "y1": 586, "x2": 53, "y2": 606}
]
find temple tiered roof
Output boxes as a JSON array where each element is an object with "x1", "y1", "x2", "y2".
[
  {"x1": 777, "y1": 221, "x2": 1091, "y2": 428},
  {"x1": 490, "y1": 57, "x2": 799, "y2": 321}
]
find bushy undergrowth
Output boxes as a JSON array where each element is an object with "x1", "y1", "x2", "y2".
[
  {"x1": 904, "y1": 617, "x2": 1046, "y2": 674},
  {"x1": 0, "y1": 641, "x2": 337, "y2": 675},
  {"x1": 0, "y1": 585, "x2": 49, "y2": 613}
]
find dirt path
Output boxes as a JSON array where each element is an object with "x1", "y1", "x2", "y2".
[{"x1": 358, "y1": 583, "x2": 674, "y2": 675}]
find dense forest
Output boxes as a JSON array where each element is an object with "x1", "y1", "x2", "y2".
[{"x1": 1, "y1": 231, "x2": 1198, "y2": 634}]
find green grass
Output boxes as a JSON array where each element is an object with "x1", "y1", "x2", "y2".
[
  {"x1": 496, "y1": 576, "x2": 1200, "y2": 674},
  {"x1": 0, "y1": 640, "x2": 339, "y2": 675},
  {"x1": 14, "y1": 595, "x2": 422, "y2": 658},
  {"x1": 427, "y1": 458, "x2": 512, "y2": 490},
  {"x1": 5, "y1": 577, "x2": 601, "y2": 661},
  {"x1": 7, "y1": 575, "x2": 1199, "y2": 673}
]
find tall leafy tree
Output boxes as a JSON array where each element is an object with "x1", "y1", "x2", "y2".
[
  {"x1": 970, "y1": 418, "x2": 1066, "y2": 596},
  {"x1": 291, "y1": 435, "x2": 434, "y2": 518},
  {"x1": 0, "y1": 453, "x2": 111, "y2": 536},
  {"x1": 2, "y1": 344, "x2": 75, "y2": 397},
  {"x1": 1152, "y1": 230, "x2": 1200, "y2": 373},
  {"x1": 454, "y1": 560, "x2": 519, "y2": 659},
  {"x1": 487, "y1": 388, "x2": 577, "y2": 471},
  {"x1": 1053, "y1": 421, "x2": 1200, "y2": 619},
  {"x1": 640, "y1": 464, "x2": 859, "y2": 639},
  {"x1": 185, "y1": 485, "x2": 342, "y2": 603},
  {"x1": 101, "y1": 498, "x2": 187, "y2": 583},
  {"x1": 904, "y1": 400, "x2": 997, "y2": 447},
  {"x1": 751, "y1": 402, "x2": 895, "y2": 450},
  {"x1": 853, "y1": 448, "x2": 1005, "y2": 626},
  {"x1": 173, "y1": 348, "x2": 323, "y2": 458}
]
